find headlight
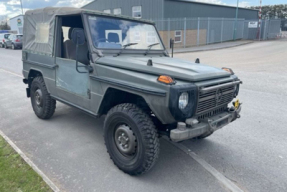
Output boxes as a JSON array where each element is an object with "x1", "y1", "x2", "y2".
[{"x1": 179, "y1": 92, "x2": 189, "y2": 110}]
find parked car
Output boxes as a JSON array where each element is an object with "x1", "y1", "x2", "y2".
[
  {"x1": 0, "y1": 33, "x2": 11, "y2": 48},
  {"x1": 5, "y1": 34, "x2": 23, "y2": 49},
  {"x1": 22, "y1": 7, "x2": 242, "y2": 175}
]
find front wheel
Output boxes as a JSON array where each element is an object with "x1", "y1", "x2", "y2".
[
  {"x1": 104, "y1": 103, "x2": 160, "y2": 175},
  {"x1": 4, "y1": 43, "x2": 7, "y2": 49},
  {"x1": 11, "y1": 44, "x2": 15, "y2": 50},
  {"x1": 30, "y1": 76, "x2": 56, "y2": 119}
]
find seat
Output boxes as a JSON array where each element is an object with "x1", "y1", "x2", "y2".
[
  {"x1": 63, "y1": 28, "x2": 89, "y2": 65},
  {"x1": 97, "y1": 32, "x2": 122, "y2": 49}
]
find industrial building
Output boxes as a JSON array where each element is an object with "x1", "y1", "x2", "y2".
[
  {"x1": 9, "y1": 15, "x2": 24, "y2": 34},
  {"x1": 82, "y1": 0, "x2": 259, "y2": 20}
]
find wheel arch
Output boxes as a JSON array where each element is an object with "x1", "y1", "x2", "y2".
[{"x1": 98, "y1": 88, "x2": 152, "y2": 117}]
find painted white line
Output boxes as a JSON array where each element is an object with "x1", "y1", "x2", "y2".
[
  {"x1": 167, "y1": 139, "x2": 244, "y2": 192},
  {"x1": 0, "y1": 68, "x2": 23, "y2": 78},
  {"x1": 0, "y1": 130, "x2": 60, "y2": 192}
]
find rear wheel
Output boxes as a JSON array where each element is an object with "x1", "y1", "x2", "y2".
[
  {"x1": 11, "y1": 44, "x2": 15, "y2": 50},
  {"x1": 104, "y1": 103, "x2": 160, "y2": 175},
  {"x1": 4, "y1": 43, "x2": 7, "y2": 49},
  {"x1": 30, "y1": 76, "x2": 56, "y2": 119}
]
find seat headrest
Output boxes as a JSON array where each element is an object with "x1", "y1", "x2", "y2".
[
  {"x1": 68, "y1": 28, "x2": 74, "y2": 40},
  {"x1": 108, "y1": 33, "x2": 120, "y2": 43}
]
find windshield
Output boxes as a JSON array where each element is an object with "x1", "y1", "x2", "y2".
[
  {"x1": 4, "y1": 34, "x2": 10, "y2": 39},
  {"x1": 88, "y1": 16, "x2": 164, "y2": 50}
]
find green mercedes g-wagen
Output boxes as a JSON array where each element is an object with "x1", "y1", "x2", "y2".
[{"x1": 22, "y1": 7, "x2": 242, "y2": 175}]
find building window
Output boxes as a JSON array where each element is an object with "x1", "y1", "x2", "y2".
[
  {"x1": 132, "y1": 6, "x2": 142, "y2": 18},
  {"x1": 103, "y1": 9, "x2": 111, "y2": 14},
  {"x1": 174, "y1": 30, "x2": 182, "y2": 43},
  {"x1": 147, "y1": 31, "x2": 156, "y2": 44},
  {"x1": 113, "y1": 8, "x2": 121, "y2": 15}
]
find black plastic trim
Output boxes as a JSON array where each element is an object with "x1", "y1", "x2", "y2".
[
  {"x1": 51, "y1": 95, "x2": 99, "y2": 118},
  {"x1": 169, "y1": 84, "x2": 198, "y2": 121},
  {"x1": 90, "y1": 76, "x2": 166, "y2": 97}
]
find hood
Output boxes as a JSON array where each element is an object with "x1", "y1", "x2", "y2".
[{"x1": 96, "y1": 56, "x2": 230, "y2": 82}]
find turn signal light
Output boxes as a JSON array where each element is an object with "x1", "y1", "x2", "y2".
[
  {"x1": 157, "y1": 75, "x2": 175, "y2": 85},
  {"x1": 222, "y1": 67, "x2": 234, "y2": 75}
]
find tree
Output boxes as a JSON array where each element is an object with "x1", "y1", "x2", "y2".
[
  {"x1": 250, "y1": 4, "x2": 287, "y2": 19},
  {"x1": 0, "y1": 22, "x2": 11, "y2": 30}
]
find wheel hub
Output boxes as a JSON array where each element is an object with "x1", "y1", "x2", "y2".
[
  {"x1": 35, "y1": 89, "x2": 43, "y2": 107},
  {"x1": 115, "y1": 125, "x2": 136, "y2": 155}
]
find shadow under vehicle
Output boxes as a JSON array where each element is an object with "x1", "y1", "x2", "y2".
[{"x1": 22, "y1": 7, "x2": 242, "y2": 175}]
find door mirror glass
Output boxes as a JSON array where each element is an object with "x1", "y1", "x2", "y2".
[{"x1": 71, "y1": 28, "x2": 86, "y2": 45}]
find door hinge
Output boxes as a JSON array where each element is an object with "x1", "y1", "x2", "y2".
[{"x1": 87, "y1": 89, "x2": 91, "y2": 99}]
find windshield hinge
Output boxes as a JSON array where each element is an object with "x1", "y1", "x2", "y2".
[{"x1": 87, "y1": 89, "x2": 91, "y2": 99}]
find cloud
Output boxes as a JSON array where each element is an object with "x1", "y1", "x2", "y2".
[{"x1": 1, "y1": 0, "x2": 93, "y2": 18}]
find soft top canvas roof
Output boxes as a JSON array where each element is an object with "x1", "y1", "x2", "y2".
[{"x1": 23, "y1": 7, "x2": 154, "y2": 56}]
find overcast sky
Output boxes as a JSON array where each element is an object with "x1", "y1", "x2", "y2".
[{"x1": 0, "y1": 0, "x2": 286, "y2": 19}]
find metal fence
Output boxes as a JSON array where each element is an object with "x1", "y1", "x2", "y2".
[{"x1": 154, "y1": 18, "x2": 282, "y2": 49}]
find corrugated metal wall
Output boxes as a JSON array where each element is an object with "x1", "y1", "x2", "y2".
[
  {"x1": 82, "y1": 0, "x2": 164, "y2": 20},
  {"x1": 164, "y1": 0, "x2": 258, "y2": 20}
]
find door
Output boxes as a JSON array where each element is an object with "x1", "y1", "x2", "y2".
[
  {"x1": 6, "y1": 35, "x2": 13, "y2": 47},
  {"x1": 54, "y1": 16, "x2": 92, "y2": 111}
]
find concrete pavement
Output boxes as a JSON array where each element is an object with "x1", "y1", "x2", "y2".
[{"x1": 0, "y1": 40, "x2": 287, "y2": 192}]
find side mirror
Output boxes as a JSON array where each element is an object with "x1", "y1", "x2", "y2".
[
  {"x1": 71, "y1": 28, "x2": 86, "y2": 45},
  {"x1": 71, "y1": 28, "x2": 92, "y2": 74}
]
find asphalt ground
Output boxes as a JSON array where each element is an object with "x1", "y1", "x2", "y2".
[{"x1": 0, "y1": 40, "x2": 286, "y2": 192}]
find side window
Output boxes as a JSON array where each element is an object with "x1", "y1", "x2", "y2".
[
  {"x1": 174, "y1": 30, "x2": 182, "y2": 43},
  {"x1": 132, "y1": 6, "x2": 142, "y2": 18},
  {"x1": 113, "y1": 8, "x2": 121, "y2": 15},
  {"x1": 62, "y1": 26, "x2": 71, "y2": 42},
  {"x1": 103, "y1": 9, "x2": 111, "y2": 14}
]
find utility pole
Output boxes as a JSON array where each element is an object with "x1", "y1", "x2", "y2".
[
  {"x1": 256, "y1": 0, "x2": 262, "y2": 40},
  {"x1": 20, "y1": 0, "x2": 24, "y2": 15},
  {"x1": 233, "y1": 0, "x2": 239, "y2": 40}
]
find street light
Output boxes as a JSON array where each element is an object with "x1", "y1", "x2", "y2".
[
  {"x1": 20, "y1": 0, "x2": 24, "y2": 15},
  {"x1": 233, "y1": 0, "x2": 239, "y2": 40}
]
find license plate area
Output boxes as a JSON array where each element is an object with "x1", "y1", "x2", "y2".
[{"x1": 217, "y1": 118, "x2": 228, "y2": 128}]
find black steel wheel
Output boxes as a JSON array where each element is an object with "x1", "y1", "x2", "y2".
[
  {"x1": 104, "y1": 103, "x2": 160, "y2": 175},
  {"x1": 30, "y1": 76, "x2": 56, "y2": 119}
]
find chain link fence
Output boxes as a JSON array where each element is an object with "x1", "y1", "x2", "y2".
[{"x1": 154, "y1": 18, "x2": 282, "y2": 49}]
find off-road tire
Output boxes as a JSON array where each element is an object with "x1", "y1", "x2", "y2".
[
  {"x1": 30, "y1": 76, "x2": 56, "y2": 119},
  {"x1": 104, "y1": 103, "x2": 160, "y2": 175}
]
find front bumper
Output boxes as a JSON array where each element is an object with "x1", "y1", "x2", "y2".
[{"x1": 170, "y1": 104, "x2": 242, "y2": 142}]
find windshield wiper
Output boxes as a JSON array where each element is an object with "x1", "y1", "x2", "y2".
[
  {"x1": 144, "y1": 43, "x2": 160, "y2": 56},
  {"x1": 114, "y1": 43, "x2": 138, "y2": 57}
]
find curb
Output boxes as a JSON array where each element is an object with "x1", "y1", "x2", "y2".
[
  {"x1": 169, "y1": 41, "x2": 254, "y2": 54},
  {"x1": 0, "y1": 130, "x2": 60, "y2": 192}
]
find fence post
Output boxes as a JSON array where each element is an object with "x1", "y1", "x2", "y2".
[
  {"x1": 267, "y1": 19, "x2": 270, "y2": 39},
  {"x1": 168, "y1": 18, "x2": 170, "y2": 48},
  {"x1": 221, "y1": 18, "x2": 224, "y2": 43},
  {"x1": 259, "y1": 19, "x2": 262, "y2": 41},
  {"x1": 242, "y1": 20, "x2": 245, "y2": 39},
  {"x1": 207, "y1": 17, "x2": 210, "y2": 45},
  {"x1": 186, "y1": 17, "x2": 188, "y2": 48},
  {"x1": 197, "y1": 17, "x2": 200, "y2": 46}
]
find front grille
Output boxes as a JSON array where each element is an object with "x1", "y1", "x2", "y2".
[
  {"x1": 197, "y1": 106, "x2": 227, "y2": 120},
  {"x1": 196, "y1": 85, "x2": 235, "y2": 114}
]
